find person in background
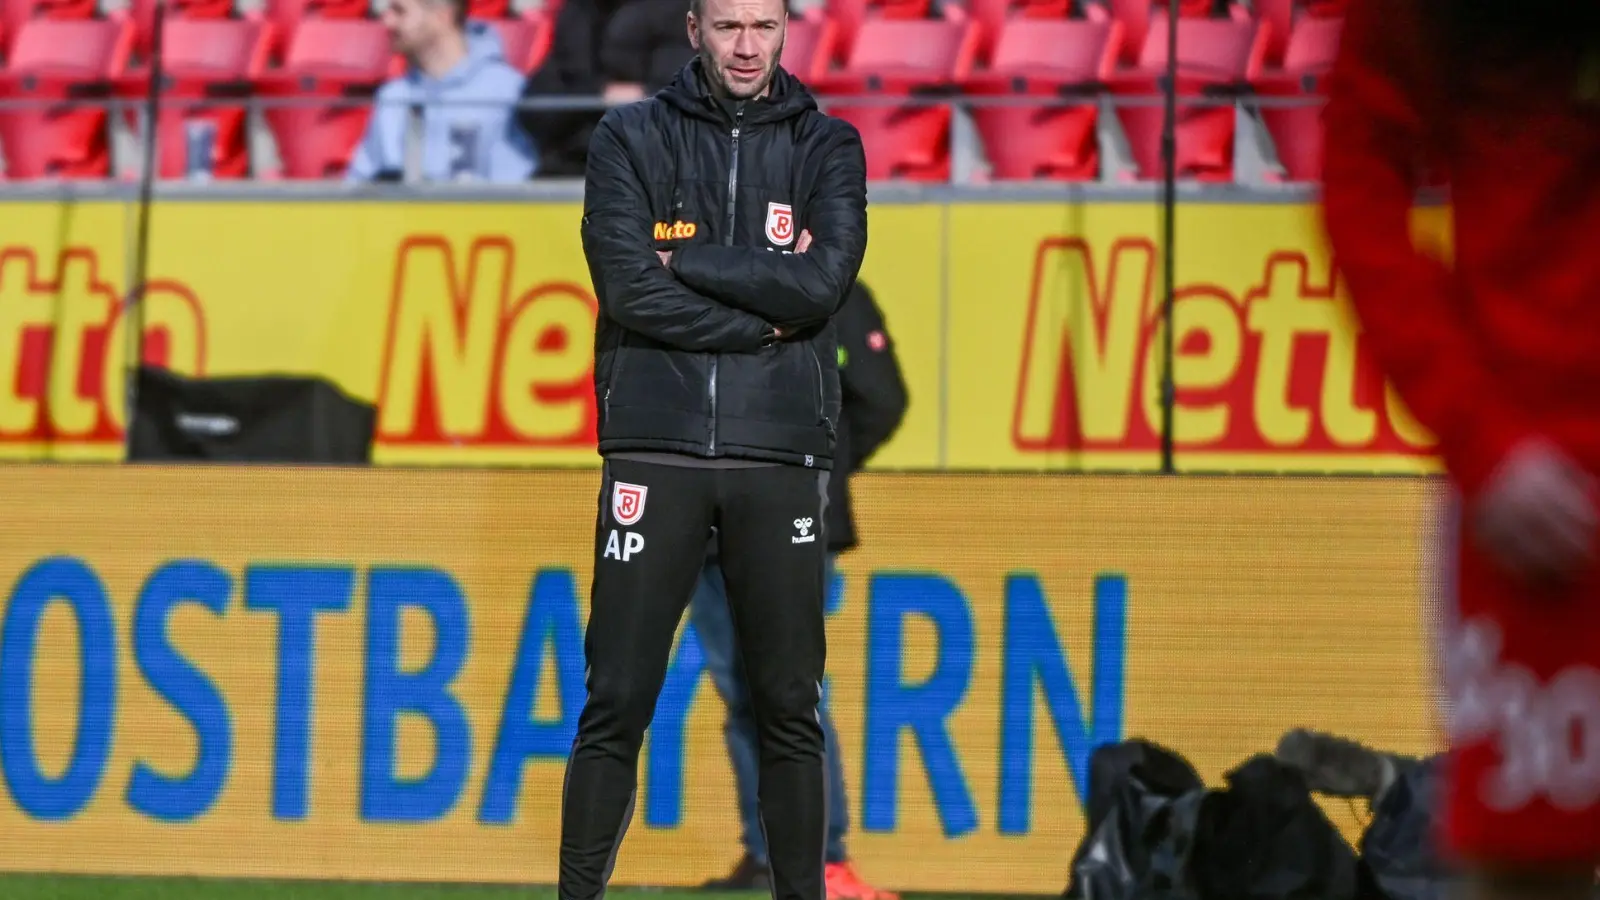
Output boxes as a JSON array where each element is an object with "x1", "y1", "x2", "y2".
[
  {"x1": 346, "y1": 0, "x2": 536, "y2": 182},
  {"x1": 692, "y1": 280, "x2": 908, "y2": 900},
  {"x1": 515, "y1": 0, "x2": 692, "y2": 176},
  {"x1": 595, "y1": 0, "x2": 698, "y2": 103}
]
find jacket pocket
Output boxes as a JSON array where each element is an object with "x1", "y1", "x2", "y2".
[
  {"x1": 604, "y1": 337, "x2": 630, "y2": 417},
  {"x1": 807, "y1": 342, "x2": 834, "y2": 435}
]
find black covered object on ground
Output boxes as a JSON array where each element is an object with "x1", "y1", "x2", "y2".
[
  {"x1": 127, "y1": 365, "x2": 376, "y2": 463},
  {"x1": 1064, "y1": 739, "x2": 1207, "y2": 900},
  {"x1": 1065, "y1": 741, "x2": 1361, "y2": 900},
  {"x1": 1360, "y1": 756, "x2": 1449, "y2": 900},
  {"x1": 1189, "y1": 754, "x2": 1360, "y2": 900}
]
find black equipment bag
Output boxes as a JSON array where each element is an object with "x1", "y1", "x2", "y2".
[
  {"x1": 1190, "y1": 754, "x2": 1360, "y2": 900},
  {"x1": 126, "y1": 365, "x2": 376, "y2": 464},
  {"x1": 1065, "y1": 739, "x2": 1208, "y2": 900}
]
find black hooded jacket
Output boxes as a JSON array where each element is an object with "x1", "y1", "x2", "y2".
[{"x1": 581, "y1": 58, "x2": 869, "y2": 468}]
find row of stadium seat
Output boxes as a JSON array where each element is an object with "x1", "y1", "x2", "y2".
[
  {"x1": 804, "y1": 10, "x2": 1339, "y2": 181},
  {"x1": 0, "y1": 0, "x2": 1340, "y2": 180},
  {"x1": 0, "y1": 0, "x2": 1343, "y2": 66}
]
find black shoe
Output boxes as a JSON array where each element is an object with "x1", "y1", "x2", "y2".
[
  {"x1": 700, "y1": 853, "x2": 770, "y2": 891},
  {"x1": 1275, "y1": 728, "x2": 1401, "y2": 800}
]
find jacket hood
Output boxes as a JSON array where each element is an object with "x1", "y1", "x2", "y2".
[
  {"x1": 403, "y1": 20, "x2": 507, "y2": 88},
  {"x1": 656, "y1": 56, "x2": 818, "y2": 124}
]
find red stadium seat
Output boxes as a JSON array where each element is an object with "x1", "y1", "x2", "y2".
[
  {"x1": 823, "y1": 0, "x2": 932, "y2": 66},
  {"x1": 0, "y1": 0, "x2": 95, "y2": 57},
  {"x1": 818, "y1": 19, "x2": 976, "y2": 181},
  {"x1": 257, "y1": 0, "x2": 369, "y2": 59},
  {"x1": 0, "y1": 18, "x2": 133, "y2": 178},
  {"x1": 1134, "y1": 12, "x2": 1266, "y2": 79},
  {"x1": 258, "y1": 18, "x2": 390, "y2": 178},
  {"x1": 953, "y1": 0, "x2": 1071, "y2": 64},
  {"x1": 963, "y1": 18, "x2": 1120, "y2": 180},
  {"x1": 779, "y1": 14, "x2": 836, "y2": 84},
  {"x1": 469, "y1": 0, "x2": 512, "y2": 18},
  {"x1": 1254, "y1": 15, "x2": 1340, "y2": 181},
  {"x1": 157, "y1": 17, "x2": 274, "y2": 76},
  {"x1": 487, "y1": 15, "x2": 551, "y2": 73},
  {"x1": 116, "y1": 19, "x2": 274, "y2": 179},
  {"x1": 1254, "y1": 0, "x2": 1293, "y2": 65},
  {"x1": 828, "y1": 103, "x2": 952, "y2": 181},
  {"x1": 121, "y1": 0, "x2": 234, "y2": 58},
  {"x1": 1106, "y1": 0, "x2": 1235, "y2": 66},
  {"x1": 1279, "y1": 12, "x2": 1339, "y2": 73},
  {"x1": 281, "y1": 17, "x2": 390, "y2": 76},
  {"x1": 813, "y1": 18, "x2": 976, "y2": 93},
  {"x1": 1110, "y1": 14, "x2": 1267, "y2": 181}
]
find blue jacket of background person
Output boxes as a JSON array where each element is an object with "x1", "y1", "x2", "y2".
[{"x1": 345, "y1": 21, "x2": 538, "y2": 183}]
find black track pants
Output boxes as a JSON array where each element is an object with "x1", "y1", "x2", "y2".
[{"x1": 558, "y1": 458, "x2": 828, "y2": 900}]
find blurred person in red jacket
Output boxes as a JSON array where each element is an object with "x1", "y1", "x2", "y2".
[{"x1": 1323, "y1": 0, "x2": 1600, "y2": 897}]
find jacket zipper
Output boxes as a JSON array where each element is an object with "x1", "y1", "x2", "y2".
[
  {"x1": 603, "y1": 337, "x2": 627, "y2": 419},
  {"x1": 711, "y1": 104, "x2": 744, "y2": 455},
  {"x1": 809, "y1": 343, "x2": 833, "y2": 436}
]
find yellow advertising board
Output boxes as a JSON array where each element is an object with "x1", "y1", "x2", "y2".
[
  {"x1": 0, "y1": 199, "x2": 1441, "y2": 472},
  {"x1": 0, "y1": 466, "x2": 1441, "y2": 891}
]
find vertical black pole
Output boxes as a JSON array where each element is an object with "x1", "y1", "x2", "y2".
[
  {"x1": 1158, "y1": 0, "x2": 1180, "y2": 474},
  {"x1": 125, "y1": 0, "x2": 165, "y2": 453}
]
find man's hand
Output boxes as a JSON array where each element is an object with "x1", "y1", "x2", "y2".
[
  {"x1": 603, "y1": 82, "x2": 647, "y2": 105},
  {"x1": 1472, "y1": 438, "x2": 1598, "y2": 587}
]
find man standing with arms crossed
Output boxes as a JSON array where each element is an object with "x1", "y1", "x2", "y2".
[{"x1": 560, "y1": 0, "x2": 868, "y2": 896}]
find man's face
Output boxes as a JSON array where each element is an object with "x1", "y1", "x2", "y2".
[
  {"x1": 687, "y1": 0, "x2": 786, "y2": 100},
  {"x1": 381, "y1": 0, "x2": 452, "y2": 58}
]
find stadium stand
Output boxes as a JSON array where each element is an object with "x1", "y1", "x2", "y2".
[
  {"x1": 945, "y1": 0, "x2": 1069, "y2": 64},
  {"x1": 0, "y1": 17, "x2": 132, "y2": 177},
  {"x1": 962, "y1": 18, "x2": 1120, "y2": 180},
  {"x1": 115, "y1": 17, "x2": 272, "y2": 179},
  {"x1": 486, "y1": 13, "x2": 550, "y2": 73},
  {"x1": 778, "y1": 13, "x2": 835, "y2": 83},
  {"x1": 821, "y1": 0, "x2": 930, "y2": 66},
  {"x1": 124, "y1": 0, "x2": 233, "y2": 57},
  {"x1": 258, "y1": 0, "x2": 370, "y2": 60},
  {"x1": 0, "y1": 0, "x2": 1338, "y2": 182},
  {"x1": 257, "y1": 17, "x2": 389, "y2": 178},
  {"x1": 815, "y1": 18, "x2": 979, "y2": 181},
  {"x1": 1254, "y1": 11, "x2": 1339, "y2": 180},
  {"x1": 0, "y1": 0, "x2": 97, "y2": 57},
  {"x1": 1110, "y1": 12, "x2": 1267, "y2": 181}
]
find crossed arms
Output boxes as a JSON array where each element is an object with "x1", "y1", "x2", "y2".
[{"x1": 579, "y1": 113, "x2": 869, "y2": 352}]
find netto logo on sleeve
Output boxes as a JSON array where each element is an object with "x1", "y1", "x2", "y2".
[{"x1": 653, "y1": 220, "x2": 697, "y2": 240}]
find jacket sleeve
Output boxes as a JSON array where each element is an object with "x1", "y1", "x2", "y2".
[
  {"x1": 1320, "y1": 0, "x2": 1531, "y2": 500},
  {"x1": 838, "y1": 282, "x2": 908, "y2": 468},
  {"x1": 344, "y1": 90, "x2": 391, "y2": 181},
  {"x1": 669, "y1": 126, "x2": 868, "y2": 329},
  {"x1": 582, "y1": 113, "x2": 772, "y2": 352},
  {"x1": 491, "y1": 106, "x2": 539, "y2": 182}
]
